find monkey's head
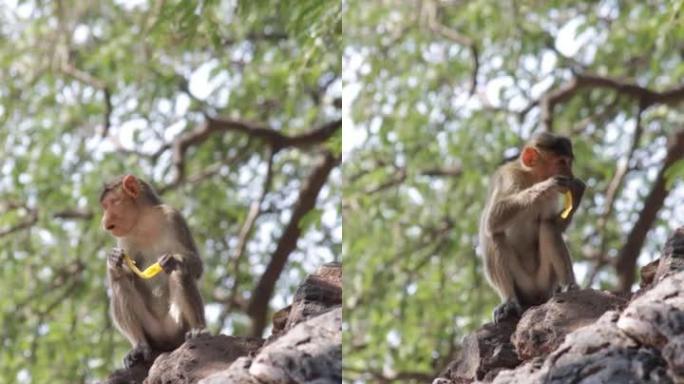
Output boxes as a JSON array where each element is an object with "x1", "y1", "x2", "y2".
[
  {"x1": 520, "y1": 132, "x2": 574, "y2": 181},
  {"x1": 100, "y1": 175, "x2": 161, "y2": 238}
]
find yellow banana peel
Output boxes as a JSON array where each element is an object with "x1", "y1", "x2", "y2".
[
  {"x1": 123, "y1": 253, "x2": 163, "y2": 279},
  {"x1": 560, "y1": 190, "x2": 573, "y2": 219}
]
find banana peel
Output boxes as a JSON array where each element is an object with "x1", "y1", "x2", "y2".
[
  {"x1": 560, "y1": 190, "x2": 573, "y2": 219},
  {"x1": 123, "y1": 253, "x2": 163, "y2": 279}
]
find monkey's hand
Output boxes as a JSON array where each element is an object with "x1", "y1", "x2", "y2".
[
  {"x1": 569, "y1": 177, "x2": 586, "y2": 207},
  {"x1": 533, "y1": 176, "x2": 573, "y2": 200},
  {"x1": 123, "y1": 343, "x2": 153, "y2": 368},
  {"x1": 493, "y1": 300, "x2": 522, "y2": 324},
  {"x1": 158, "y1": 253, "x2": 179, "y2": 274},
  {"x1": 107, "y1": 248, "x2": 126, "y2": 275},
  {"x1": 108, "y1": 248, "x2": 125, "y2": 268}
]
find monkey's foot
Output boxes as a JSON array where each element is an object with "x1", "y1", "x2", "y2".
[
  {"x1": 554, "y1": 282, "x2": 579, "y2": 294},
  {"x1": 493, "y1": 301, "x2": 521, "y2": 324},
  {"x1": 123, "y1": 344, "x2": 153, "y2": 369},
  {"x1": 185, "y1": 327, "x2": 211, "y2": 340}
]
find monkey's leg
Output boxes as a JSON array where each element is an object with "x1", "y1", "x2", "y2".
[
  {"x1": 486, "y1": 237, "x2": 524, "y2": 323},
  {"x1": 539, "y1": 220, "x2": 577, "y2": 293},
  {"x1": 109, "y1": 277, "x2": 156, "y2": 367},
  {"x1": 168, "y1": 271, "x2": 207, "y2": 337}
]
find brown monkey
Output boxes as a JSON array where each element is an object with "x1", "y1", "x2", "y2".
[
  {"x1": 479, "y1": 132, "x2": 585, "y2": 323},
  {"x1": 100, "y1": 175, "x2": 206, "y2": 367}
]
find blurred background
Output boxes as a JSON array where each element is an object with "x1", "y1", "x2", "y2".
[
  {"x1": 343, "y1": 1, "x2": 684, "y2": 382},
  {"x1": 0, "y1": 0, "x2": 340, "y2": 382}
]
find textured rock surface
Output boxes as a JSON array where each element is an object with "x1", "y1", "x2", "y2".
[
  {"x1": 492, "y1": 312, "x2": 672, "y2": 384},
  {"x1": 200, "y1": 307, "x2": 342, "y2": 384},
  {"x1": 277, "y1": 262, "x2": 342, "y2": 338},
  {"x1": 432, "y1": 228, "x2": 684, "y2": 384},
  {"x1": 435, "y1": 316, "x2": 519, "y2": 383},
  {"x1": 512, "y1": 289, "x2": 626, "y2": 360},
  {"x1": 250, "y1": 307, "x2": 342, "y2": 383},
  {"x1": 144, "y1": 335, "x2": 263, "y2": 384}
]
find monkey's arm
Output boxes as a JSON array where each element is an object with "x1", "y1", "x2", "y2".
[
  {"x1": 486, "y1": 176, "x2": 565, "y2": 234},
  {"x1": 107, "y1": 249, "x2": 157, "y2": 367},
  {"x1": 164, "y1": 207, "x2": 203, "y2": 277},
  {"x1": 161, "y1": 209, "x2": 206, "y2": 330}
]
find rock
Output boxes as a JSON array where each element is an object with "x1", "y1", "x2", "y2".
[
  {"x1": 104, "y1": 362, "x2": 152, "y2": 384},
  {"x1": 249, "y1": 306, "x2": 342, "y2": 384},
  {"x1": 268, "y1": 262, "x2": 341, "y2": 343},
  {"x1": 618, "y1": 270, "x2": 684, "y2": 381},
  {"x1": 653, "y1": 228, "x2": 684, "y2": 284},
  {"x1": 437, "y1": 316, "x2": 520, "y2": 383},
  {"x1": 201, "y1": 308, "x2": 342, "y2": 384},
  {"x1": 492, "y1": 311, "x2": 672, "y2": 383},
  {"x1": 198, "y1": 357, "x2": 260, "y2": 384},
  {"x1": 640, "y1": 258, "x2": 659, "y2": 288},
  {"x1": 103, "y1": 349, "x2": 163, "y2": 384},
  {"x1": 512, "y1": 289, "x2": 626, "y2": 360},
  {"x1": 144, "y1": 333, "x2": 263, "y2": 384}
]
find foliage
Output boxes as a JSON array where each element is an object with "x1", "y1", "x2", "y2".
[
  {"x1": 0, "y1": 0, "x2": 340, "y2": 382},
  {"x1": 343, "y1": 0, "x2": 684, "y2": 382}
]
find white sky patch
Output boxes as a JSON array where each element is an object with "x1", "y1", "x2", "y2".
[
  {"x1": 484, "y1": 76, "x2": 514, "y2": 106},
  {"x1": 342, "y1": 60, "x2": 366, "y2": 159},
  {"x1": 175, "y1": 94, "x2": 191, "y2": 116},
  {"x1": 555, "y1": 17, "x2": 595, "y2": 58},
  {"x1": 189, "y1": 60, "x2": 223, "y2": 100},
  {"x1": 73, "y1": 24, "x2": 89, "y2": 44},
  {"x1": 117, "y1": 118, "x2": 147, "y2": 148},
  {"x1": 113, "y1": 0, "x2": 148, "y2": 11}
]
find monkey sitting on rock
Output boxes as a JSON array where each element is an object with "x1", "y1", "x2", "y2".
[
  {"x1": 479, "y1": 132, "x2": 585, "y2": 324},
  {"x1": 100, "y1": 175, "x2": 206, "y2": 368}
]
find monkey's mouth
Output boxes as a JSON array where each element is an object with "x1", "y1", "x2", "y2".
[{"x1": 106, "y1": 224, "x2": 116, "y2": 231}]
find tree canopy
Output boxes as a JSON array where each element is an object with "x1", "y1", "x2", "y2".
[
  {"x1": 343, "y1": 1, "x2": 684, "y2": 382},
  {"x1": 0, "y1": 0, "x2": 340, "y2": 382}
]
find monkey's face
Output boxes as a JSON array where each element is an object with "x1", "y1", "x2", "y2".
[
  {"x1": 537, "y1": 151, "x2": 573, "y2": 180},
  {"x1": 101, "y1": 189, "x2": 140, "y2": 238}
]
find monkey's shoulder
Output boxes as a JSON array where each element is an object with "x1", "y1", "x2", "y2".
[
  {"x1": 157, "y1": 205, "x2": 190, "y2": 229},
  {"x1": 157, "y1": 204, "x2": 200, "y2": 255},
  {"x1": 493, "y1": 162, "x2": 533, "y2": 193}
]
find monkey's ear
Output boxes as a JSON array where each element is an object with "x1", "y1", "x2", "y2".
[
  {"x1": 520, "y1": 147, "x2": 539, "y2": 168},
  {"x1": 122, "y1": 175, "x2": 140, "y2": 198}
]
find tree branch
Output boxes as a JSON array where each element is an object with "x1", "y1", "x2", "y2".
[
  {"x1": 615, "y1": 128, "x2": 684, "y2": 293},
  {"x1": 528, "y1": 73, "x2": 684, "y2": 131},
  {"x1": 0, "y1": 202, "x2": 38, "y2": 238},
  {"x1": 171, "y1": 117, "x2": 341, "y2": 183},
  {"x1": 60, "y1": 63, "x2": 112, "y2": 137},
  {"x1": 424, "y1": 1, "x2": 479, "y2": 96},
  {"x1": 53, "y1": 208, "x2": 93, "y2": 221},
  {"x1": 216, "y1": 148, "x2": 276, "y2": 329},
  {"x1": 584, "y1": 104, "x2": 645, "y2": 287},
  {"x1": 246, "y1": 150, "x2": 340, "y2": 337}
]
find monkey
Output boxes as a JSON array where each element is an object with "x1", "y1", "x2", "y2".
[
  {"x1": 100, "y1": 174, "x2": 206, "y2": 368},
  {"x1": 479, "y1": 132, "x2": 585, "y2": 324}
]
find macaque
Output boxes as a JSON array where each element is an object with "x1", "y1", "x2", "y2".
[
  {"x1": 100, "y1": 175, "x2": 206, "y2": 367},
  {"x1": 479, "y1": 132, "x2": 585, "y2": 323}
]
